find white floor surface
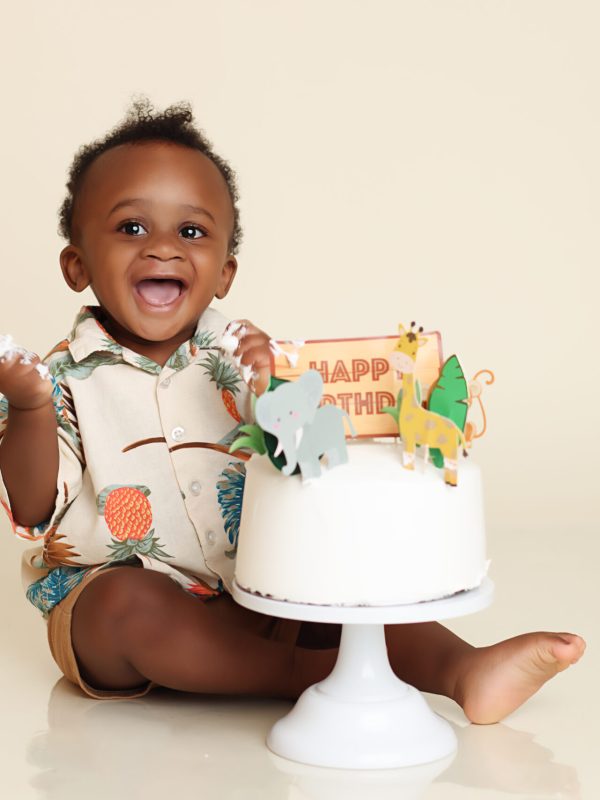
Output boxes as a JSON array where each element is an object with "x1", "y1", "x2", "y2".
[{"x1": 0, "y1": 520, "x2": 597, "y2": 800}]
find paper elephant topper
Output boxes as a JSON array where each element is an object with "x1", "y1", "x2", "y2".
[{"x1": 230, "y1": 370, "x2": 356, "y2": 481}]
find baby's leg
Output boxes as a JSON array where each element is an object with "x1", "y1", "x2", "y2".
[
  {"x1": 71, "y1": 566, "x2": 337, "y2": 698},
  {"x1": 384, "y1": 622, "x2": 586, "y2": 724},
  {"x1": 71, "y1": 567, "x2": 585, "y2": 723}
]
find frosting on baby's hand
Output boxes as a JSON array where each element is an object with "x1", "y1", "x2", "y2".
[
  {"x1": 221, "y1": 322, "x2": 257, "y2": 386},
  {"x1": 0, "y1": 334, "x2": 18, "y2": 359},
  {"x1": 220, "y1": 321, "x2": 305, "y2": 391},
  {"x1": 0, "y1": 334, "x2": 50, "y2": 379},
  {"x1": 221, "y1": 321, "x2": 247, "y2": 356}
]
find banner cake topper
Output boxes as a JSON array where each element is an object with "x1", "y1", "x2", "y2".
[{"x1": 271, "y1": 333, "x2": 443, "y2": 437}]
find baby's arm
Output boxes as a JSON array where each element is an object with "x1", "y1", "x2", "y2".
[{"x1": 0, "y1": 348, "x2": 58, "y2": 527}]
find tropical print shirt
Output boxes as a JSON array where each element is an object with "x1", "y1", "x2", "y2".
[{"x1": 0, "y1": 305, "x2": 251, "y2": 620}]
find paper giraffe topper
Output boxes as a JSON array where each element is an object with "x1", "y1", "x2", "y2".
[{"x1": 388, "y1": 323, "x2": 468, "y2": 486}]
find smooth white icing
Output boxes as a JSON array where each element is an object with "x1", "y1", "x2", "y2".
[{"x1": 234, "y1": 440, "x2": 488, "y2": 606}]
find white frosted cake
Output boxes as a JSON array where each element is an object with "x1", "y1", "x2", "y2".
[{"x1": 234, "y1": 441, "x2": 488, "y2": 607}]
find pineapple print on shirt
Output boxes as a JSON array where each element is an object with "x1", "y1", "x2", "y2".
[
  {"x1": 199, "y1": 352, "x2": 242, "y2": 422},
  {"x1": 97, "y1": 485, "x2": 174, "y2": 562}
]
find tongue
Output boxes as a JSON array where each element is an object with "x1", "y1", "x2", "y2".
[{"x1": 136, "y1": 279, "x2": 181, "y2": 306}]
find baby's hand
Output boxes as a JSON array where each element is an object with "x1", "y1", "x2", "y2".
[
  {"x1": 221, "y1": 320, "x2": 272, "y2": 396},
  {"x1": 0, "y1": 338, "x2": 53, "y2": 410}
]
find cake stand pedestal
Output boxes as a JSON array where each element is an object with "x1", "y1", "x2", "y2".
[{"x1": 232, "y1": 577, "x2": 493, "y2": 770}]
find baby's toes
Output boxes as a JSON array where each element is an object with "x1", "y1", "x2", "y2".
[
  {"x1": 535, "y1": 633, "x2": 585, "y2": 675},
  {"x1": 549, "y1": 633, "x2": 586, "y2": 665}
]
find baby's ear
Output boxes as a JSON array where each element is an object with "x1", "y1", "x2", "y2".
[
  {"x1": 214, "y1": 255, "x2": 238, "y2": 300},
  {"x1": 60, "y1": 245, "x2": 91, "y2": 292}
]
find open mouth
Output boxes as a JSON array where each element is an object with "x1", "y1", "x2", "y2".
[{"x1": 135, "y1": 278, "x2": 186, "y2": 307}]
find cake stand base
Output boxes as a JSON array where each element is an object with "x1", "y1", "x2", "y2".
[
  {"x1": 268, "y1": 623, "x2": 455, "y2": 770},
  {"x1": 232, "y1": 578, "x2": 493, "y2": 770}
]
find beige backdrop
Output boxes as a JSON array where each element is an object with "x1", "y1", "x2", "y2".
[
  {"x1": 2, "y1": 0, "x2": 598, "y2": 607},
  {"x1": 0, "y1": 1, "x2": 598, "y2": 791}
]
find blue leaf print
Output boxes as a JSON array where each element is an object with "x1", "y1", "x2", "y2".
[
  {"x1": 217, "y1": 462, "x2": 246, "y2": 558},
  {"x1": 26, "y1": 565, "x2": 92, "y2": 617}
]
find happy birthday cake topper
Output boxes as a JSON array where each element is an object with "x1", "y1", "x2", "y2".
[{"x1": 228, "y1": 320, "x2": 493, "y2": 486}]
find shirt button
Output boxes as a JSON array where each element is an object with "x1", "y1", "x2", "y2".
[
  {"x1": 171, "y1": 426, "x2": 185, "y2": 442},
  {"x1": 206, "y1": 530, "x2": 217, "y2": 545},
  {"x1": 190, "y1": 481, "x2": 201, "y2": 495},
  {"x1": 161, "y1": 377, "x2": 171, "y2": 388}
]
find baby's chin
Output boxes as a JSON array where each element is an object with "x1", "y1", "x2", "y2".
[
  {"x1": 127, "y1": 316, "x2": 198, "y2": 346},
  {"x1": 98, "y1": 305, "x2": 197, "y2": 348}
]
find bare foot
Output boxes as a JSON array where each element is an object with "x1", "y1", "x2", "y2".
[{"x1": 454, "y1": 632, "x2": 586, "y2": 725}]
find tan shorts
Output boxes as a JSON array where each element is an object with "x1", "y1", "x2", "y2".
[
  {"x1": 46, "y1": 562, "x2": 305, "y2": 700},
  {"x1": 47, "y1": 564, "x2": 158, "y2": 700}
]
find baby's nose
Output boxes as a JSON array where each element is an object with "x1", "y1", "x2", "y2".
[{"x1": 143, "y1": 233, "x2": 185, "y2": 260}]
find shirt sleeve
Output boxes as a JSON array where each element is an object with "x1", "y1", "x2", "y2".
[{"x1": 0, "y1": 374, "x2": 84, "y2": 541}]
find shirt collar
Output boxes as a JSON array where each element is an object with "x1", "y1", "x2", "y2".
[{"x1": 67, "y1": 305, "x2": 226, "y2": 374}]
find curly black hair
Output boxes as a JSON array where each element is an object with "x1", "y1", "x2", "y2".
[{"x1": 58, "y1": 96, "x2": 242, "y2": 254}]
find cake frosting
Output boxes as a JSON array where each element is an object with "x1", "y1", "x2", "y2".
[{"x1": 234, "y1": 440, "x2": 488, "y2": 607}]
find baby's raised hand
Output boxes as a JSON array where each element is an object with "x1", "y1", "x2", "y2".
[
  {"x1": 221, "y1": 320, "x2": 272, "y2": 396},
  {"x1": 0, "y1": 337, "x2": 52, "y2": 410}
]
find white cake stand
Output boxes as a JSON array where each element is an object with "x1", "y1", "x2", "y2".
[{"x1": 232, "y1": 577, "x2": 493, "y2": 770}]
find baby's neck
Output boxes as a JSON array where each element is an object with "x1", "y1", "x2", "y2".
[{"x1": 96, "y1": 308, "x2": 196, "y2": 368}]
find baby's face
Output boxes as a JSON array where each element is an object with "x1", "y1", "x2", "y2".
[{"x1": 60, "y1": 141, "x2": 237, "y2": 347}]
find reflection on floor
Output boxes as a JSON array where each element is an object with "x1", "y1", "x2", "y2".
[{"x1": 24, "y1": 677, "x2": 581, "y2": 800}]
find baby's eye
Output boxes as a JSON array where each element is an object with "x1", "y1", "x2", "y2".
[
  {"x1": 180, "y1": 225, "x2": 206, "y2": 240},
  {"x1": 119, "y1": 221, "x2": 147, "y2": 236}
]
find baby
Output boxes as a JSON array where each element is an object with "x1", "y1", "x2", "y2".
[{"x1": 0, "y1": 98, "x2": 585, "y2": 719}]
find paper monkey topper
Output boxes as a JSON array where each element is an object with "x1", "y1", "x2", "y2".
[
  {"x1": 384, "y1": 322, "x2": 495, "y2": 486},
  {"x1": 230, "y1": 370, "x2": 357, "y2": 481}
]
